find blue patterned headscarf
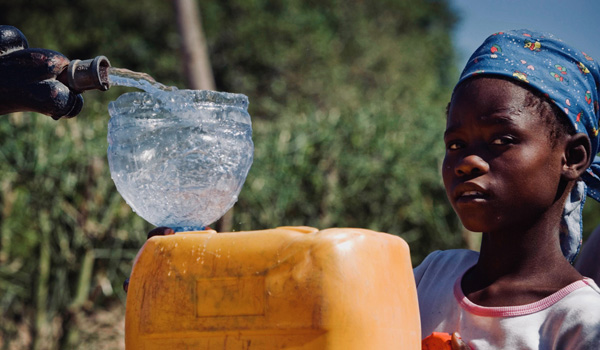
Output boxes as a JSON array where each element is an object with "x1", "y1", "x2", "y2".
[{"x1": 457, "y1": 29, "x2": 600, "y2": 263}]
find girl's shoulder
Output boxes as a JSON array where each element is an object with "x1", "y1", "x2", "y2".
[
  {"x1": 551, "y1": 278, "x2": 600, "y2": 312},
  {"x1": 419, "y1": 249, "x2": 479, "y2": 264},
  {"x1": 539, "y1": 279, "x2": 600, "y2": 348},
  {"x1": 582, "y1": 277, "x2": 600, "y2": 294},
  {"x1": 414, "y1": 249, "x2": 478, "y2": 287}
]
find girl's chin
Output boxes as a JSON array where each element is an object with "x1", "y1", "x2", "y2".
[{"x1": 456, "y1": 216, "x2": 493, "y2": 234}]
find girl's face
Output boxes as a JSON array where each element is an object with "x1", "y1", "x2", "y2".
[{"x1": 442, "y1": 78, "x2": 566, "y2": 233}]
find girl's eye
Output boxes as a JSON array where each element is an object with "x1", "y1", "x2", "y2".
[
  {"x1": 491, "y1": 136, "x2": 514, "y2": 145},
  {"x1": 446, "y1": 141, "x2": 463, "y2": 150}
]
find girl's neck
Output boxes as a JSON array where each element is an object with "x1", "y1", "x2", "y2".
[{"x1": 461, "y1": 209, "x2": 584, "y2": 307}]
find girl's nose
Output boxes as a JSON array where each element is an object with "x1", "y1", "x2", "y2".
[{"x1": 455, "y1": 154, "x2": 489, "y2": 176}]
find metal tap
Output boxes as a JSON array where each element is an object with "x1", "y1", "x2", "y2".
[{"x1": 58, "y1": 55, "x2": 111, "y2": 93}]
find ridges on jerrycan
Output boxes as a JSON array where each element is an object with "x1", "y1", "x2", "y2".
[{"x1": 125, "y1": 226, "x2": 420, "y2": 349}]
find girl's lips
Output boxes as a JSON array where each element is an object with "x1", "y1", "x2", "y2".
[
  {"x1": 461, "y1": 191, "x2": 484, "y2": 197},
  {"x1": 456, "y1": 191, "x2": 488, "y2": 204},
  {"x1": 453, "y1": 184, "x2": 490, "y2": 203}
]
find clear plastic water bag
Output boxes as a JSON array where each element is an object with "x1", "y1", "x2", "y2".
[{"x1": 107, "y1": 90, "x2": 253, "y2": 232}]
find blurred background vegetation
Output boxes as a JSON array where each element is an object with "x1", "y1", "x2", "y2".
[{"x1": 1, "y1": 0, "x2": 599, "y2": 349}]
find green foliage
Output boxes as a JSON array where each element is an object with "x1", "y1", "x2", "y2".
[
  {"x1": 194, "y1": 0, "x2": 464, "y2": 262},
  {"x1": 199, "y1": 0, "x2": 456, "y2": 119},
  {"x1": 0, "y1": 110, "x2": 151, "y2": 347},
  {"x1": 0, "y1": 0, "x2": 181, "y2": 86},
  {"x1": 0, "y1": 0, "x2": 503, "y2": 348},
  {"x1": 237, "y1": 103, "x2": 463, "y2": 264}
]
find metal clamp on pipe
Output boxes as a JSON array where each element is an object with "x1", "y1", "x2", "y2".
[{"x1": 60, "y1": 55, "x2": 111, "y2": 93}]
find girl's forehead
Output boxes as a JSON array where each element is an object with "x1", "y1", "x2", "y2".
[
  {"x1": 453, "y1": 77, "x2": 528, "y2": 101},
  {"x1": 450, "y1": 77, "x2": 529, "y2": 112},
  {"x1": 447, "y1": 78, "x2": 544, "y2": 129}
]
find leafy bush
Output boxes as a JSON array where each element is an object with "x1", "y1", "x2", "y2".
[
  {"x1": 0, "y1": 0, "x2": 480, "y2": 348},
  {"x1": 0, "y1": 107, "x2": 150, "y2": 348}
]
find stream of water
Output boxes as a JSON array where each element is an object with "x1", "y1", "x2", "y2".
[{"x1": 107, "y1": 67, "x2": 178, "y2": 93}]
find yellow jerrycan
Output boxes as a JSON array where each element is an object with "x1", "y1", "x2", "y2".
[{"x1": 125, "y1": 226, "x2": 420, "y2": 349}]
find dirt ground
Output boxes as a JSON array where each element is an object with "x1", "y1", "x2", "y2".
[
  {"x1": 0, "y1": 302, "x2": 126, "y2": 350},
  {"x1": 76, "y1": 302, "x2": 126, "y2": 350}
]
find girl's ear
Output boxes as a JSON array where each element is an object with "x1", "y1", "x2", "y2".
[{"x1": 563, "y1": 133, "x2": 592, "y2": 180}]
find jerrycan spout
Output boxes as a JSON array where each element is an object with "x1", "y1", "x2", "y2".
[{"x1": 58, "y1": 55, "x2": 111, "y2": 93}]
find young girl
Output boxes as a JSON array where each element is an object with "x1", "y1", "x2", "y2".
[{"x1": 415, "y1": 30, "x2": 600, "y2": 349}]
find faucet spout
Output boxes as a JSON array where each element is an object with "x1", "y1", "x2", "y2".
[{"x1": 58, "y1": 55, "x2": 111, "y2": 93}]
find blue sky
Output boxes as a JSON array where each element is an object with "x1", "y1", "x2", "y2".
[{"x1": 450, "y1": 0, "x2": 600, "y2": 69}]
